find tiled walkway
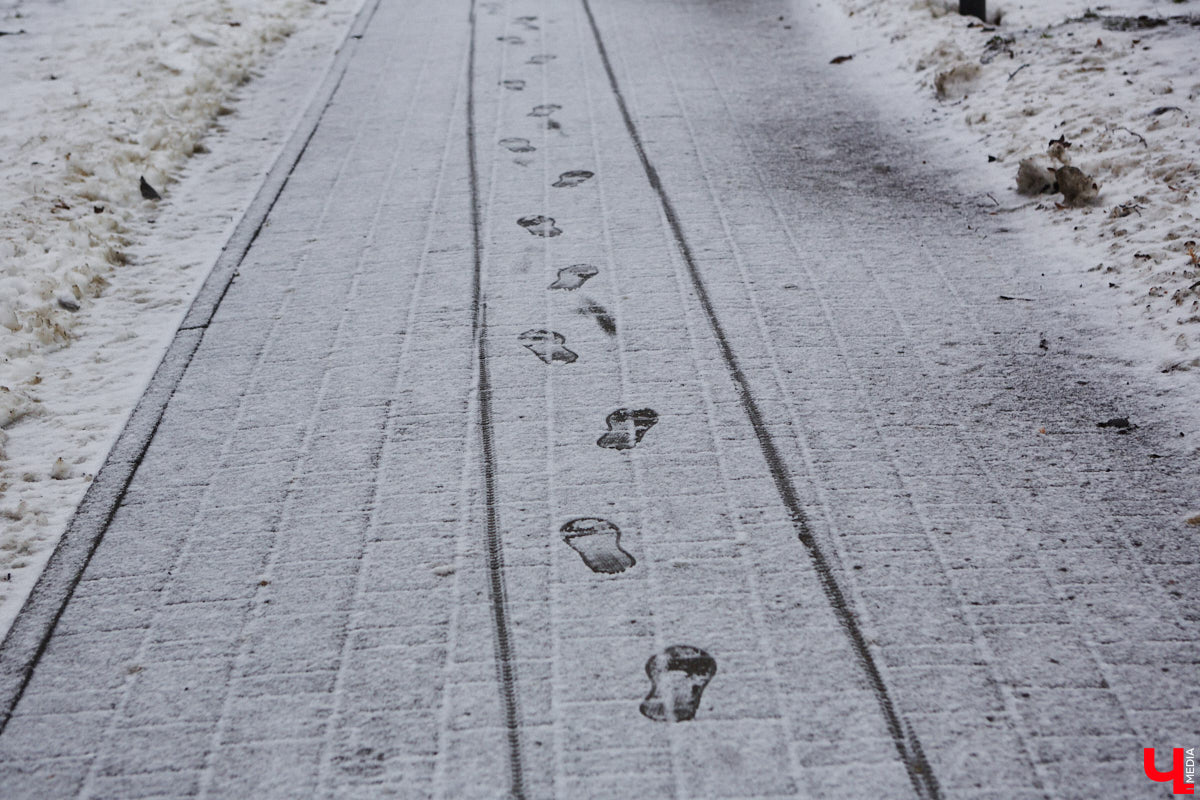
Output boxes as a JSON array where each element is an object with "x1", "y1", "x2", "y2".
[{"x1": 1, "y1": 0, "x2": 1196, "y2": 797}]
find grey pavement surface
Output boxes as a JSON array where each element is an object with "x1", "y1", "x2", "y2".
[{"x1": 1, "y1": 0, "x2": 1198, "y2": 797}]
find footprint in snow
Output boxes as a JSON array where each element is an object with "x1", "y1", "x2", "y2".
[
  {"x1": 561, "y1": 518, "x2": 635, "y2": 573},
  {"x1": 518, "y1": 330, "x2": 577, "y2": 364},
  {"x1": 640, "y1": 645, "x2": 716, "y2": 722},
  {"x1": 526, "y1": 105, "x2": 566, "y2": 134},
  {"x1": 497, "y1": 35, "x2": 525, "y2": 45},
  {"x1": 548, "y1": 264, "x2": 597, "y2": 291},
  {"x1": 597, "y1": 408, "x2": 657, "y2": 450},
  {"x1": 514, "y1": 15, "x2": 539, "y2": 30},
  {"x1": 527, "y1": 53, "x2": 556, "y2": 65},
  {"x1": 500, "y1": 137, "x2": 536, "y2": 153},
  {"x1": 501, "y1": 79, "x2": 526, "y2": 91},
  {"x1": 577, "y1": 300, "x2": 616, "y2": 336},
  {"x1": 553, "y1": 170, "x2": 593, "y2": 188},
  {"x1": 517, "y1": 215, "x2": 561, "y2": 237}
]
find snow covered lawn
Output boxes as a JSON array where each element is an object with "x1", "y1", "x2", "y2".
[
  {"x1": 0, "y1": 0, "x2": 361, "y2": 632},
  {"x1": 817, "y1": 0, "x2": 1200, "y2": 370}
]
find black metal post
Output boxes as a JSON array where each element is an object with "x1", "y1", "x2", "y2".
[{"x1": 960, "y1": 0, "x2": 985, "y2": 20}]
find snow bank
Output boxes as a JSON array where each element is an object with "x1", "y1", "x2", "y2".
[
  {"x1": 816, "y1": 0, "x2": 1200, "y2": 371},
  {"x1": 0, "y1": 0, "x2": 361, "y2": 631}
]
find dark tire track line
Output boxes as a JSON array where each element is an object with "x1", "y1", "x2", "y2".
[{"x1": 466, "y1": 1, "x2": 528, "y2": 798}]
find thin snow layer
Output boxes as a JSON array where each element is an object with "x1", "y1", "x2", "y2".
[
  {"x1": 0, "y1": 0, "x2": 362, "y2": 631},
  {"x1": 822, "y1": 0, "x2": 1200, "y2": 370}
]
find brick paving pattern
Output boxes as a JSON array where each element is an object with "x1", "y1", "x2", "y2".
[{"x1": 0, "y1": 0, "x2": 1196, "y2": 797}]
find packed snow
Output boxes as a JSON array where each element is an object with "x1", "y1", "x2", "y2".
[
  {"x1": 0, "y1": 0, "x2": 362, "y2": 633},
  {"x1": 815, "y1": 0, "x2": 1200, "y2": 374}
]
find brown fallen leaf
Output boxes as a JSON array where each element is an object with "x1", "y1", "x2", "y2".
[
  {"x1": 830, "y1": 54, "x2": 854, "y2": 64},
  {"x1": 1187, "y1": 514, "x2": 1200, "y2": 526}
]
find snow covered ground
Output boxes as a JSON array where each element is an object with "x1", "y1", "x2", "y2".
[
  {"x1": 1, "y1": 0, "x2": 1197, "y2": 642},
  {"x1": 0, "y1": 0, "x2": 1194, "y2": 793},
  {"x1": 813, "y1": 0, "x2": 1200, "y2": 374},
  {"x1": 0, "y1": 0, "x2": 362, "y2": 632}
]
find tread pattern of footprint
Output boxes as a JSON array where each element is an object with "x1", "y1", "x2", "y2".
[
  {"x1": 501, "y1": 79, "x2": 525, "y2": 91},
  {"x1": 597, "y1": 408, "x2": 657, "y2": 450},
  {"x1": 549, "y1": 264, "x2": 598, "y2": 291},
  {"x1": 528, "y1": 104, "x2": 562, "y2": 117},
  {"x1": 500, "y1": 137, "x2": 535, "y2": 153},
  {"x1": 527, "y1": 53, "x2": 556, "y2": 65},
  {"x1": 553, "y1": 170, "x2": 594, "y2": 188},
  {"x1": 517, "y1": 215, "x2": 562, "y2": 237},
  {"x1": 561, "y1": 518, "x2": 635, "y2": 573},
  {"x1": 640, "y1": 646, "x2": 717, "y2": 722},
  {"x1": 518, "y1": 330, "x2": 577, "y2": 364}
]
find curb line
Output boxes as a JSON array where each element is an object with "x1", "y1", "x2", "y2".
[{"x1": 0, "y1": 0, "x2": 384, "y2": 734}]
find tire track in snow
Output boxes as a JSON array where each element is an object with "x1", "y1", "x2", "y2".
[
  {"x1": 466, "y1": 1, "x2": 529, "y2": 797},
  {"x1": 578, "y1": 0, "x2": 943, "y2": 796}
]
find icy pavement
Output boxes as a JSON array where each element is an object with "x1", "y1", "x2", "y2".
[{"x1": 1, "y1": 0, "x2": 1199, "y2": 797}]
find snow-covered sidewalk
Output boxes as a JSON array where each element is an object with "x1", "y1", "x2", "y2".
[{"x1": 0, "y1": 0, "x2": 1197, "y2": 796}]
